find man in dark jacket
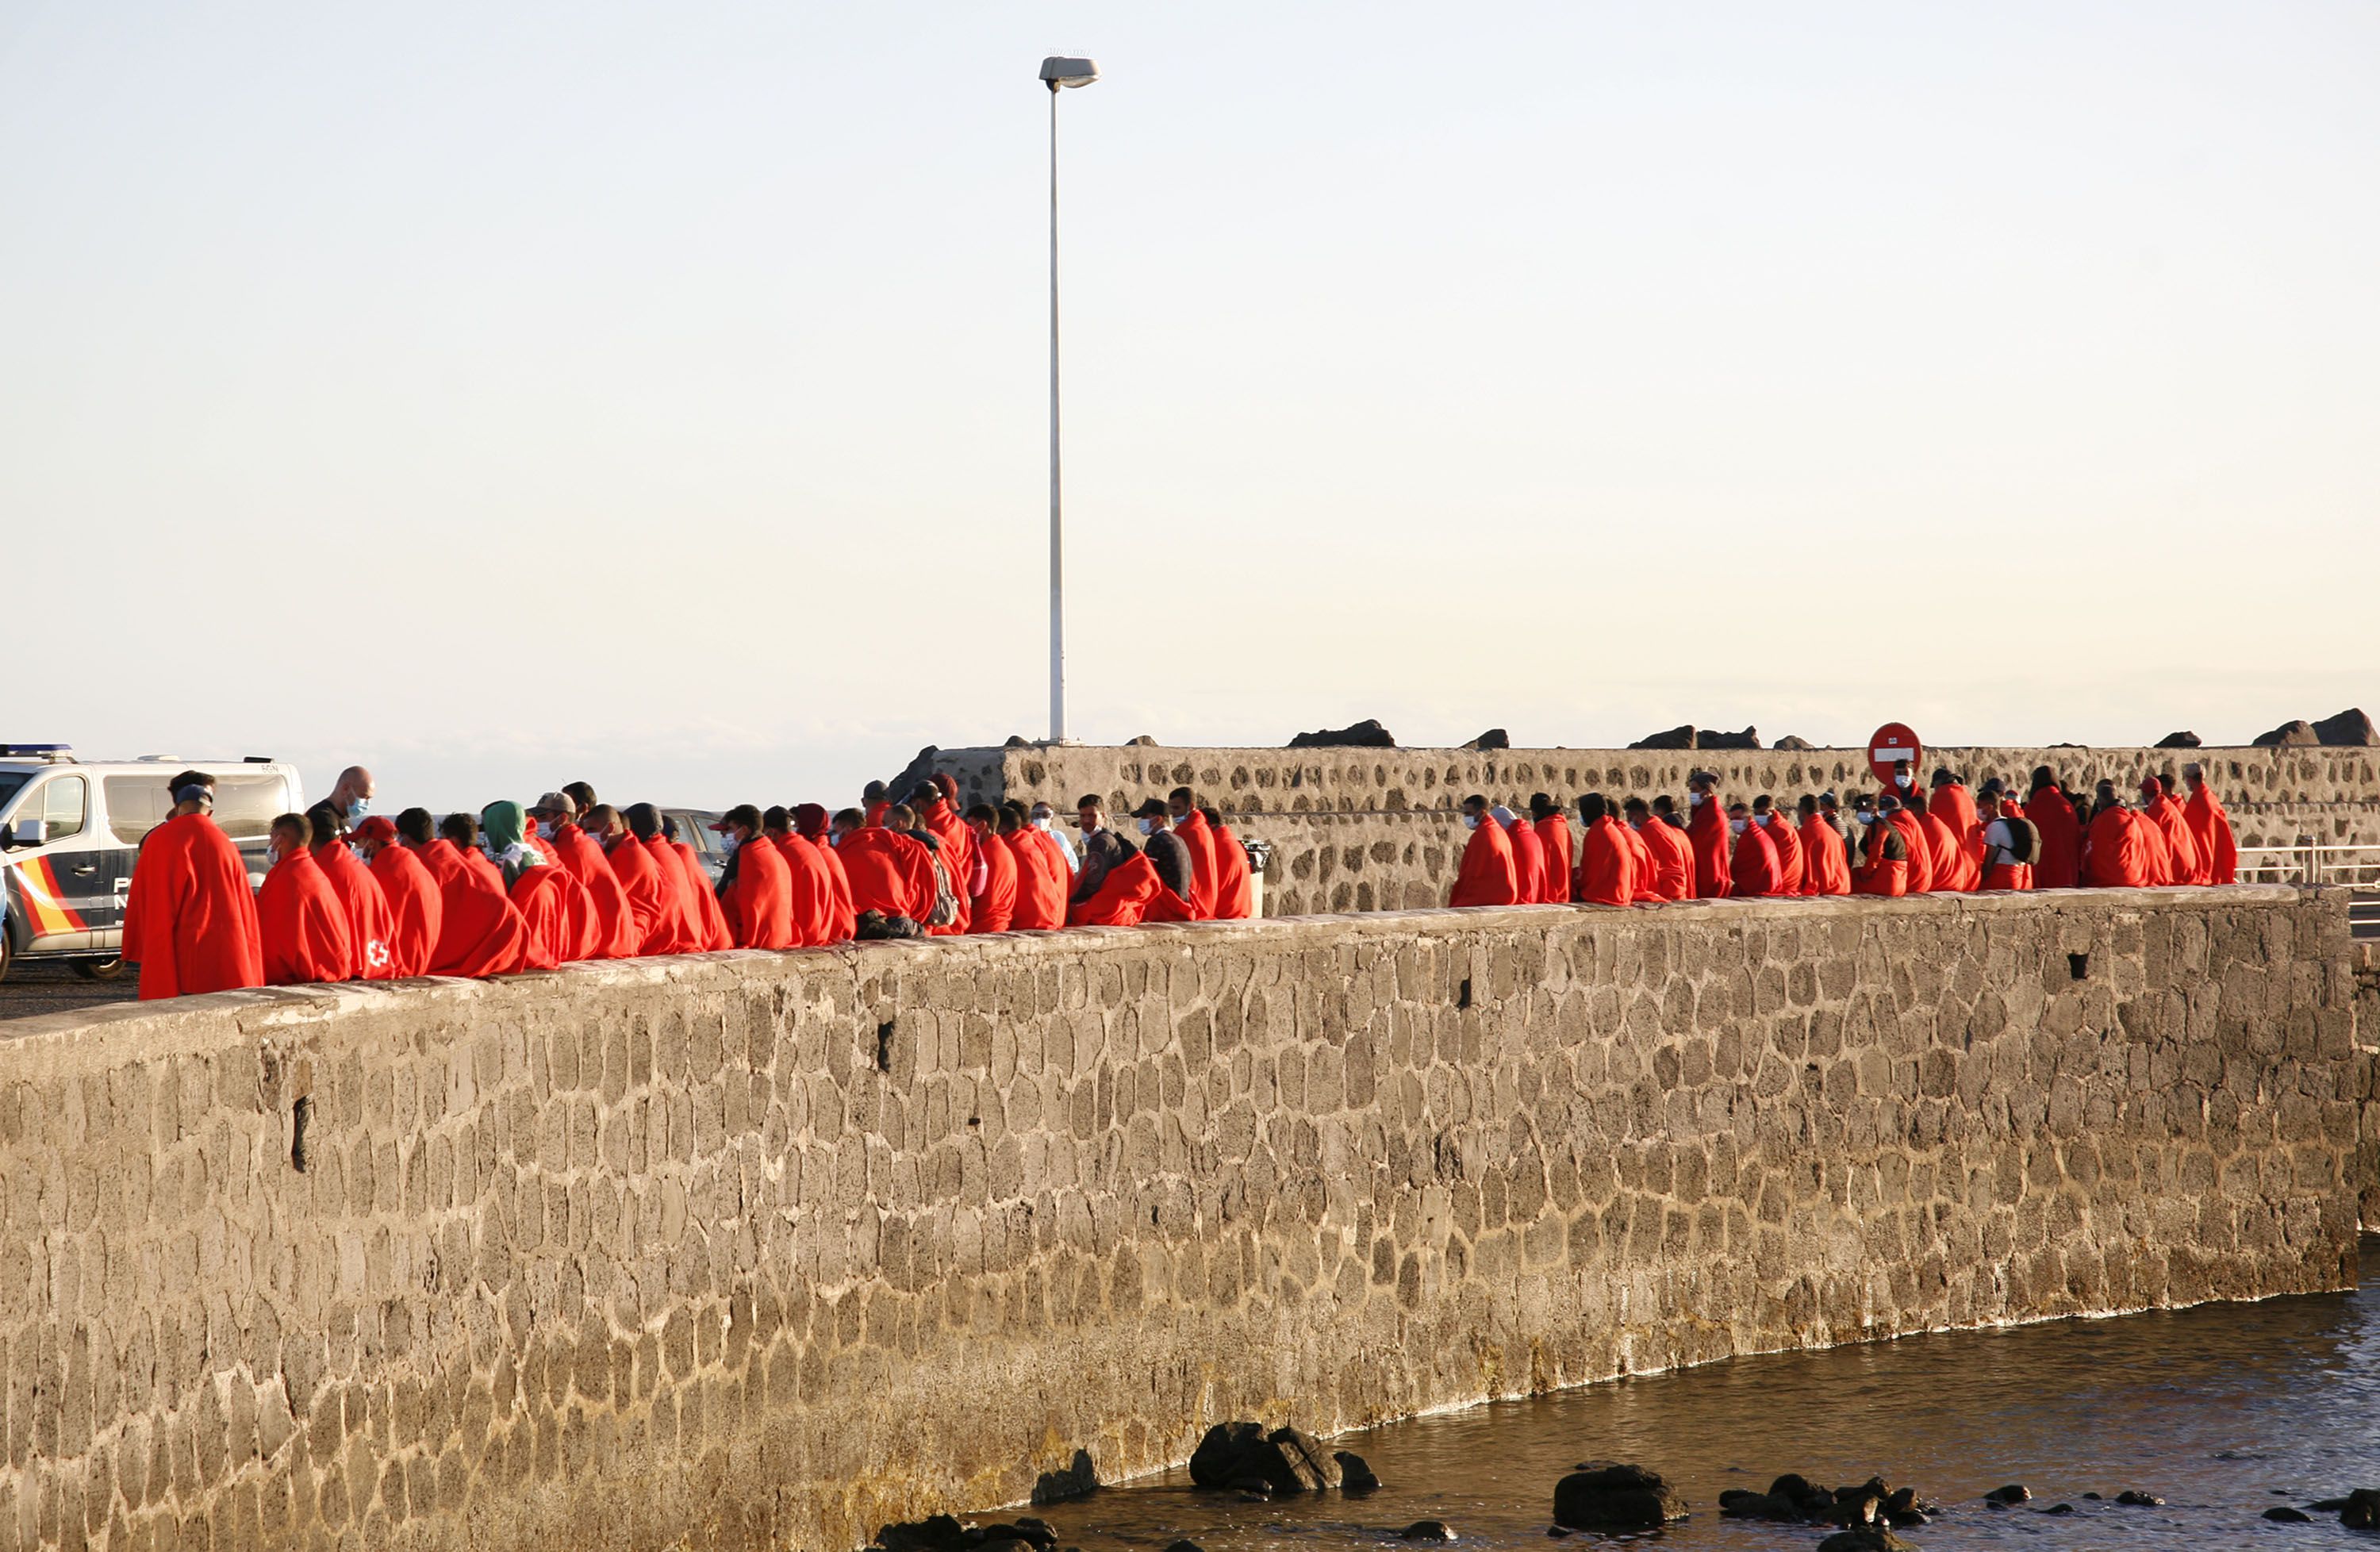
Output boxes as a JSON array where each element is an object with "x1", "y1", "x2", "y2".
[{"x1": 1132, "y1": 799, "x2": 1196, "y2": 904}]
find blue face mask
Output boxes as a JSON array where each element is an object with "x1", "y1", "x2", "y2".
[{"x1": 346, "y1": 797, "x2": 371, "y2": 821}]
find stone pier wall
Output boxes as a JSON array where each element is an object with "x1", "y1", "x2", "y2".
[
  {"x1": 0, "y1": 886, "x2": 2367, "y2": 1552},
  {"x1": 940, "y1": 744, "x2": 2380, "y2": 916}
]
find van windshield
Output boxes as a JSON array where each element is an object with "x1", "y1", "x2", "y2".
[{"x1": 0, "y1": 774, "x2": 25, "y2": 815}]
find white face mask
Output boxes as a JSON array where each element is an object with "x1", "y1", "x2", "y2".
[
  {"x1": 1136, "y1": 818, "x2": 1156, "y2": 836},
  {"x1": 1031, "y1": 811, "x2": 1054, "y2": 828},
  {"x1": 720, "y1": 836, "x2": 741, "y2": 857},
  {"x1": 1081, "y1": 817, "x2": 1101, "y2": 834},
  {"x1": 1463, "y1": 813, "x2": 1480, "y2": 831},
  {"x1": 829, "y1": 832, "x2": 845, "y2": 847},
  {"x1": 1688, "y1": 792, "x2": 1704, "y2": 807},
  {"x1": 1729, "y1": 818, "x2": 1748, "y2": 835},
  {"x1": 265, "y1": 844, "x2": 282, "y2": 866},
  {"x1": 536, "y1": 820, "x2": 555, "y2": 839},
  {"x1": 1754, "y1": 813, "x2": 1770, "y2": 826}
]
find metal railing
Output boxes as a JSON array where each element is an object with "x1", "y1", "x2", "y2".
[{"x1": 2233, "y1": 843, "x2": 2380, "y2": 889}]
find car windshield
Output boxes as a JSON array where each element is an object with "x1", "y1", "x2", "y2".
[{"x1": 0, "y1": 773, "x2": 26, "y2": 816}]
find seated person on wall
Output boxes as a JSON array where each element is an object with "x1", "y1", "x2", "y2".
[
  {"x1": 258, "y1": 811, "x2": 354, "y2": 986},
  {"x1": 1796, "y1": 793, "x2": 1852, "y2": 897},
  {"x1": 2082, "y1": 781, "x2": 2163, "y2": 888},
  {"x1": 1685, "y1": 771, "x2": 1731, "y2": 899},
  {"x1": 1726, "y1": 802, "x2": 1783, "y2": 897},
  {"x1": 1572, "y1": 793, "x2": 1637, "y2": 908},
  {"x1": 1449, "y1": 794, "x2": 1519, "y2": 908},
  {"x1": 1632, "y1": 796, "x2": 1694, "y2": 902},
  {"x1": 351, "y1": 815, "x2": 440, "y2": 977},
  {"x1": 1131, "y1": 800, "x2": 1198, "y2": 908},
  {"x1": 305, "y1": 801, "x2": 396, "y2": 979},
  {"x1": 1751, "y1": 794, "x2": 1804, "y2": 896},
  {"x1": 2024, "y1": 766, "x2": 2083, "y2": 889},
  {"x1": 1530, "y1": 793, "x2": 1575, "y2": 904},
  {"x1": 1975, "y1": 781, "x2": 2037, "y2": 891},
  {"x1": 1165, "y1": 786, "x2": 1221, "y2": 918},
  {"x1": 1070, "y1": 794, "x2": 1131, "y2": 906},
  {"x1": 2180, "y1": 763, "x2": 2238, "y2": 884},
  {"x1": 1200, "y1": 805, "x2": 1255, "y2": 920},
  {"x1": 1851, "y1": 795, "x2": 1912, "y2": 897}
]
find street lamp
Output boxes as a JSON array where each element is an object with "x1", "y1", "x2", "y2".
[{"x1": 1039, "y1": 56, "x2": 1097, "y2": 743}]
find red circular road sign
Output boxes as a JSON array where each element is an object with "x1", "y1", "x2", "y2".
[{"x1": 1868, "y1": 723, "x2": 1923, "y2": 786}]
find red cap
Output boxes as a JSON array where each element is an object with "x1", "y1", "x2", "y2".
[{"x1": 351, "y1": 815, "x2": 397, "y2": 844}]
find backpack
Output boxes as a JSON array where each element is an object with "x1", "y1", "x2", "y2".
[
  {"x1": 1998, "y1": 813, "x2": 2039, "y2": 866},
  {"x1": 925, "y1": 857, "x2": 962, "y2": 928}
]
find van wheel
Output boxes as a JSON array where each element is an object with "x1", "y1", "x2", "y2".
[{"x1": 71, "y1": 956, "x2": 125, "y2": 982}]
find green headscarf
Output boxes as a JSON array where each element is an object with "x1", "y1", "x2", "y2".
[{"x1": 479, "y1": 800, "x2": 543, "y2": 887}]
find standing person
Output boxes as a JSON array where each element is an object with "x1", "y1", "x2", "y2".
[
  {"x1": 1634, "y1": 797, "x2": 1694, "y2": 902},
  {"x1": 714, "y1": 804, "x2": 795, "y2": 950},
  {"x1": 964, "y1": 804, "x2": 1019, "y2": 932},
  {"x1": 583, "y1": 804, "x2": 683, "y2": 955},
  {"x1": 1449, "y1": 795, "x2": 1519, "y2": 907},
  {"x1": 322, "y1": 766, "x2": 376, "y2": 831},
  {"x1": 1071, "y1": 794, "x2": 1130, "y2": 906},
  {"x1": 1500, "y1": 805, "x2": 1546, "y2": 905},
  {"x1": 1530, "y1": 794, "x2": 1575, "y2": 904},
  {"x1": 1726, "y1": 802, "x2": 1783, "y2": 897},
  {"x1": 1976, "y1": 785, "x2": 2036, "y2": 891},
  {"x1": 306, "y1": 802, "x2": 396, "y2": 979},
  {"x1": 1852, "y1": 798, "x2": 1913, "y2": 896},
  {"x1": 1797, "y1": 793, "x2": 1851, "y2": 896},
  {"x1": 351, "y1": 816, "x2": 440, "y2": 977},
  {"x1": 121, "y1": 770, "x2": 265, "y2": 1000},
  {"x1": 2142, "y1": 775, "x2": 2205, "y2": 885},
  {"x1": 1132, "y1": 800, "x2": 1197, "y2": 908},
  {"x1": 1752, "y1": 796, "x2": 1804, "y2": 896},
  {"x1": 402, "y1": 808, "x2": 531, "y2": 975},
  {"x1": 1000, "y1": 804, "x2": 1068, "y2": 930},
  {"x1": 534, "y1": 793, "x2": 638, "y2": 958},
  {"x1": 831, "y1": 806, "x2": 937, "y2": 923},
  {"x1": 257, "y1": 812, "x2": 354, "y2": 985},
  {"x1": 1685, "y1": 772, "x2": 1732, "y2": 899},
  {"x1": 795, "y1": 804, "x2": 858, "y2": 942},
  {"x1": 2181, "y1": 763, "x2": 2238, "y2": 884},
  {"x1": 1166, "y1": 787, "x2": 1221, "y2": 919},
  {"x1": 2025, "y1": 766, "x2": 2082, "y2": 889},
  {"x1": 1201, "y1": 805, "x2": 1255, "y2": 920},
  {"x1": 1572, "y1": 794, "x2": 1636, "y2": 908}
]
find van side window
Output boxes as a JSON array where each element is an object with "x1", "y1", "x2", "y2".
[
  {"x1": 39, "y1": 776, "x2": 87, "y2": 843},
  {"x1": 104, "y1": 775, "x2": 175, "y2": 843},
  {"x1": 213, "y1": 776, "x2": 290, "y2": 841}
]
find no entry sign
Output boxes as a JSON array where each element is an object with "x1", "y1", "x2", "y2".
[{"x1": 1868, "y1": 723, "x2": 1922, "y2": 786}]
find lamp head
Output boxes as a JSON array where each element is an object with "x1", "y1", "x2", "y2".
[{"x1": 1039, "y1": 56, "x2": 1099, "y2": 89}]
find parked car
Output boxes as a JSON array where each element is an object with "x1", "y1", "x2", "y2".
[{"x1": 0, "y1": 745, "x2": 304, "y2": 982}]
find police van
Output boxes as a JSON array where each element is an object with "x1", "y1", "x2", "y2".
[{"x1": 0, "y1": 746, "x2": 305, "y2": 982}]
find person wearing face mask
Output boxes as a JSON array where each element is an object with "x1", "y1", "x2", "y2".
[
  {"x1": 350, "y1": 815, "x2": 440, "y2": 977},
  {"x1": 712, "y1": 803, "x2": 794, "y2": 950},
  {"x1": 258, "y1": 812, "x2": 355, "y2": 985},
  {"x1": 1572, "y1": 794, "x2": 1636, "y2": 908},
  {"x1": 1975, "y1": 784, "x2": 2037, "y2": 891},
  {"x1": 580, "y1": 804, "x2": 680, "y2": 956},
  {"x1": 1884, "y1": 794, "x2": 1936, "y2": 892},
  {"x1": 1631, "y1": 797, "x2": 1693, "y2": 901},
  {"x1": 1165, "y1": 787, "x2": 1221, "y2": 919},
  {"x1": 2083, "y1": 780, "x2": 2162, "y2": 888},
  {"x1": 484, "y1": 800, "x2": 595, "y2": 969},
  {"x1": 1530, "y1": 793, "x2": 1575, "y2": 905},
  {"x1": 1889, "y1": 759, "x2": 1917, "y2": 804},
  {"x1": 409, "y1": 809, "x2": 532, "y2": 975},
  {"x1": 1796, "y1": 793, "x2": 1852, "y2": 897},
  {"x1": 2141, "y1": 774, "x2": 2204, "y2": 886},
  {"x1": 323, "y1": 766, "x2": 376, "y2": 833},
  {"x1": 305, "y1": 801, "x2": 396, "y2": 979},
  {"x1": 1449, "y1": 794, "x2": 1520, "y2": 908},
  {"x1": 1031, "y1": 801, "x2": 1081, "y2": 875},
  {"x1": 997, "y1": 803, "x2": 1068, "y2": 930},
  {"x1": 1851, "y1": 796, "x2": 1914, "y2": 897},
  {"x1": 1684, "y1": 772, "x2": 1733, "y2": 899},
  {"x1": 1131, "y1": 800, "x2": 1197, "y2": 908},
  {"x1": 1495, "y1": 805, "x2": 1545, "y2": 905},
  {"x1": 1751, "y1": 795, "x2": 1804, "y2": 896},
  {"x1": 961, "y1": 804, "x2": 1019, "y2": 932},
  {"x1": 1726, "y1": 802, "x2": 1783, "y2": 897},
  {"x1": 532, "y1": 792, "x2": 637, "y2": 958},
  {"x1": 909, "y1": 779, "x2": 977, "y2": 934},
  {"x1": 121, "y1": 770, "x2": 265, "y2": 1000},
  {"x1": 792, "y1": 803, "x2": 858, "y2": 942},
  {"x1": 831, "y1": 805, "x2": 937, "y2": 924},
  {"x1": 1200, "y1": 805, "x2": 1255, "y2": 920},
  {"x1": 1070, "y1": 794, "x2": 1131, "y2": 907},
  {"x1": 1602, "y1": 796, "x2": 1659, "y2": 904},
  {"x1": 656, "y1": 813, "x2": 733, "y2": 950}
]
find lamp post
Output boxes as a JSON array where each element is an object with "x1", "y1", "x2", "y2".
[{"x1": 1039, "y1": 55, "x2": 1097, "y2": 744}]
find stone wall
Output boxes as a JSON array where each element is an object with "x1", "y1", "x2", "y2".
[
  {"x1": 0, "y1": 886, "x2": 2366, "y2": 1552},
  {"x1": 945, "y1": 744, "x2": 2380, "y2": 916}
]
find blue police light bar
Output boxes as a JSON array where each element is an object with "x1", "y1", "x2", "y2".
[{"x1": 1, "y1": 743, "x2": 74, "y2": 759}]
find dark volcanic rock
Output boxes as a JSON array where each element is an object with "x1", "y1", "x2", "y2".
[
  {"x1": 1334, "y1": 1451, "x2": 1381, "y2": 1492},
  {"x1": 2040, "y1": 1502, "x2": 2076, "y2": 1516},
  {"x1": 1699, "y1": 725, "x2": 1762, "y2": 751},
  {"x1": 1628, "y1": 725, "x2": 1699, "y2": 751},
  {"x1": 877, "y1": 1515, "x2": 969, "y2": 1552},
  {"x1": 1982, "y1": 1484, "x2": 2031, "y2": 1505},
  {"x1": 1553, "y1": 1464, "x2": 1687, "y2": 1528},
  {"x1": 1718, "y1": 1490, "x2": 1796, "y2": 1521},
  {"x1": 1287, "y1": 719, "x2": 1396, "y2": 749},
  {"x1": 1772, "y1": 735, "x2": 1815, "y2": 751},
  {"x1": 2155, "y1": 730, "x2": 2202, "y2": 748},
  {"x1": 1187, "y1": 1422, "x2": 1338, "y2": 1494},
  {"x1": 1004, "y1": 734, "x2": 1030, "y2": 748},
  {"x1": 1815, "y1": 1530, "x2": 1916, "y2": 1552},
  {"x1": 2342, "y1": 1489, "x2": 2380, "y2": 1527},
  {"x1": 2314, "y1": 707, "x2": 2378, "y2": 746},
  {"x1": 1164, "y1": 1541, "x2": 1205, "y2": 1552},
  {"x1": 1125, "y1": 735, "x2": 1158, "y2": 747},
  {"x1": 1465, "y1": 728, "x2": 1511, "y2": 751},
  {"x1": 2254, "y1": 719, "x2": 2319, "y2": 747},
  {"x1": 2115, "y1": 1490, "x2": 2165, "y2": 1507},
  {"x1": 1400, "y1": 1520, "x2": 1457, "y2": 1542},
  {"x1": 2263, "y1": 1506, "x2": 2314, "y2": 1523},
  {"x1": 881, "y1": 746, "x2": 942, "y2": 804}
]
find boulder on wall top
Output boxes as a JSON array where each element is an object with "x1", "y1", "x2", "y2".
[
  {"x1": 2155, "y1": 731, "x2": 2201, "y2": 748},
  {"x1": 2313, "y1": 708, "x2": 2377, "y2": 746},
  {"x1": 2253, "y1": 720, "x2": 2319, "y2": 747},
  {"x1": 1287, "y1": 719, "x2": 1397, "y2": 749},
  {"x1": 1465, "y1": 728, "x2": 1511, "y2": 751}
]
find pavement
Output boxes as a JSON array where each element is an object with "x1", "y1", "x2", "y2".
[{"x1": 0, "y1": 961, "x2": 136, "y2": 1025}]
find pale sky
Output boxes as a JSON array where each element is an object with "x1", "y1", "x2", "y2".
[{"x1": 3, "y1": 2, "x2": 2374, "y2": 812}]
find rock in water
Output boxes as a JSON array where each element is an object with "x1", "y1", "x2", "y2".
[
  {"x1": 1816, "y1": 1531, "x2": 1916, "y2": 1552},
  {"x1": 1553, "y1": 1464, "x2": 1687, "y2": 1528},
  {"x1": 1628, "y1": 725, "x2": 1699, "y2": 751},
  {"x1": 1982, "y1": 1484, "x2": 2031, "y2": 1505},
  {"x1": 1465, "y1": 728, "x2": 1511, "y2": 751},
  {"x1": 2313, "y1": 708, "x2": 2378, "y2": 746},
  {"x1": 2039, "y1": 1503, "x2": 2076, "y2": 1516},
  {"x1": 2341, "y1": 1489, "x2": 2380, "y2": 1528},
  {"x1": 1164, "y1": 1540, "x2": 1205, "y2": 1552},
  {"x1": 1287, "y1": 719, "x2": 1396, "y2": 748},
  {"x1": 1186, "y1": 1422, "x2": 1338, "y2": 1494},
  {"x1": 2115, "y1": 1490, "x2": 2165, "y2": 1507},
  {"x1": 2263, "y1": 1506, "x2": 2313, "y2": 1523},
  {"x1": 2253, "y1": 719, "x2": 2319, "y2": 747},
  {"x1": 2155, "y1": 730, "x2": 2202, "y2": 748},
  {"x1": 1699, "y1": 726, "x2": 1762, "y2": 751},
  {"x1": 875, "y1": 1516, "x2": 969, "y2": 1552},
  {"x1": 1400, "y1": 1521, "x2": 1456, "y2": 1542},
  {"x1": 1334, "y1": 1451, "x2": 1382, "y2": 1492}
]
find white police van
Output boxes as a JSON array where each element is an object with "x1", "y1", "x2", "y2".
[{"x1": 0, "y1": 745, "x2": 305, "y2": 982}]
